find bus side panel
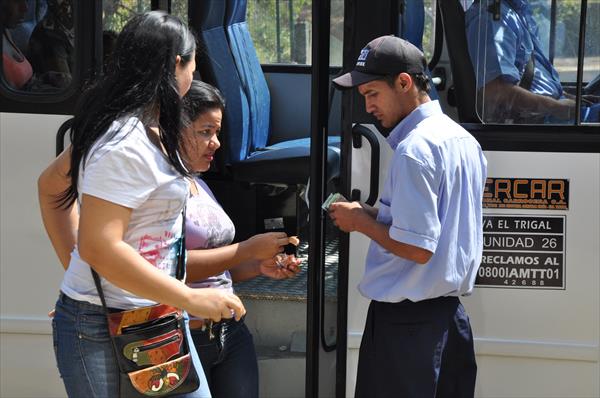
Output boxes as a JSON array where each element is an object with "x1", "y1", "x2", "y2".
[
  {"x1": 1, "y1": 112, "x2": 70, "y2": 398},
  {"x1": 466, "y1": 151, "x2": 600, "y2": 398}
]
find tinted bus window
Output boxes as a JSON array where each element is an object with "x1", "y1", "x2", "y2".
[
  {"x1": 170, "y1": 1, "x2": 189, "y2": 26},
  {"x1": 247, "y1": 0, "x2": 344, "y2": 66},
  {"x1": 465, "y1": 0, "x2": 598, "y2": 125},
  {"x1": 1, "y1": 0, "x2": 74, "y2": 92},
  {"x1": 102, "y1": 0, "x2": 151, "y2": 69},
  {"x1": 582, "y1": 0, "x2": 600, "y2": 124},
  {"x1": 422, "y1": 0, "x2": 436, "y2": 62}
]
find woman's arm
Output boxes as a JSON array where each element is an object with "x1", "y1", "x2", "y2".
[
  {"x1": 37, "y1": 146, "x2": 79, "y2": 269},
  {"x1": 229, "y1": 255, "x2": 302, "y2": 282},
  {"x1": 185, "y1": 232, "x2": 290, "y2": 282},
  {"x1": 78, "y1": 194, "x2": 245, "y2": 321}
]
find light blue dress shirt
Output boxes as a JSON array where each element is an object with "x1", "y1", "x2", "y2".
[
  {"x1": 465, "y1": 0, "x2": 563, "y2": 98},
  {"x1": 358, "y1": 101, "x2": 488, "y2": 303}
]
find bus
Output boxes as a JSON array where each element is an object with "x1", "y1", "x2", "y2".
[{"x1": 1, "y1": 0, "x2": 598, "y2": 397}]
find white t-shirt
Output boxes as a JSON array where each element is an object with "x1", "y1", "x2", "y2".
[{"x1": 60, "y1": 116, "x2": 189, "y2": 309}]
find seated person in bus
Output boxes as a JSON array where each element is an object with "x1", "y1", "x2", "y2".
[
  {"x1": 181, "y1": 80, "x2": 303, "y2": 398},
  {"x1": 28, "y1": 0, "x2": 73, "y2": 88},
  {"x1": 1, "y1": 0, "x2": 34, "y2": 89},
  {"x1": 464, "y1": 0, "x2": 578, "y2": 123}
]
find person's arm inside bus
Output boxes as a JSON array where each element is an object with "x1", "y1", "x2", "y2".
[
  {"x1": 483, "y1": 77, "x2": 575, "y2": 121},
  {"x1": 37, "y1": 145, "x2": 78, "y2": 269},
  {"x1": 77, "y1": 194, "x2": 245, "y2": 321},
  {"x1": 328, "y1": 201, "x2": 432, "y2": 264}
]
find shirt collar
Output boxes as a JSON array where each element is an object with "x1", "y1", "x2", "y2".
[{"x1": 386, "y1": 100, "x2": 442, "y2": 149}]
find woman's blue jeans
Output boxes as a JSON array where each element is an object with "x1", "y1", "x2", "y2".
[
  {"x1": 191, "y1": 318, "x2": 258, "y2": 398},
  {"x1": 52, "y1": 292, "x2": 212, "y2": 398}
]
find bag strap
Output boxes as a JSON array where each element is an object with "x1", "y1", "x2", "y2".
[{"x1": 91, "y1": 205, "x2": 187, "y2": 313}]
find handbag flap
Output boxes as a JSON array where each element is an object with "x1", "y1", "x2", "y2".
[
  {"x1": 127, "y1": 353, "x2": 192, "y2": 396},
  {"x1": 107, "y1": 304, "x2": 182, "y2": 336}
]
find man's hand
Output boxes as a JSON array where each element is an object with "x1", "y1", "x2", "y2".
[{"x1": 328, "y1": 201, "x2": 369, "y2": 233}]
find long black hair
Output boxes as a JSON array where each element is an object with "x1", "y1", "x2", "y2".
[{"x1": 58, "y1": 11, "x2": 196, "y2": 207}]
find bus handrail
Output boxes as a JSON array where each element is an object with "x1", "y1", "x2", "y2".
[
  {"x1": 55, "y1": 118, "x2": 74, "y2": 156},
  {"x1": 351, "y1": 124, "x2": 380, "y2": 206}
]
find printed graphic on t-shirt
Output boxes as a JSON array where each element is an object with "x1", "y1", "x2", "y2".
[
  {"x1": 187, "y1": 200, "x2": 235, "y2": 250},
  {"x1": 137, "y1": 231, "x2": 179, "y2": 274},
  {"x1": 185, "y1": 183, "x2": 236, "y2": 293}
]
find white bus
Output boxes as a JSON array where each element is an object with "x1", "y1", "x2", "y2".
[{"x1": 1, "y1": 0, "x2": 598, "y2": 397}]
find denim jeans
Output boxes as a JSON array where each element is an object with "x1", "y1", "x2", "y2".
[
  {"x1": 191, "y1": 318, "x2": 258, "y2": 398},
  {"x1": 52, "y1": 292, "x2": 212, "y2": 398}
]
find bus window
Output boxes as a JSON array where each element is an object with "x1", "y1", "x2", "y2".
[
  {"x1": 246, "y1": 0, "x2": 344, "y2": 66},
  {"x1": 1, "y1": 0, "x2": 74, "y2": 92},
  {"x1": 422, "y1": 0, "x2": 436, "y2": 62},
  {"x1": 464, "y1": 0, "x2": 597, "y2": 124},
  {"x1": 582, "y1": 1, "x2": 600, "y2": 124},
  {"x1": 170, "y1": 1, "x2": 188, "y2": 26},
  {"x1": 102, "y1": 0, "x2": 151, "y2": 68}
]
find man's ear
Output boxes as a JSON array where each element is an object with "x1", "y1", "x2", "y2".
[
  {"x1": 396, "y1": 73, "x2": 412, "y2": 92},
  {"x1": 175, "y1": 55, "x2": 182, "y2": 66}
]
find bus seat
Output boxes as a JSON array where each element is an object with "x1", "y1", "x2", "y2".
[
  {"x1": 223, "y1": 0, "x2": 340, "y2": 185},
  {"x1": 224, "y1": 0, "x2": 270, "y2": 152},
  {"x1": 400, "y1": 0, "x2": 439, "y2": 100},
  {"x1": 193, "y1": 0, "x2": 251, "y2": 166},
  {"x1": 438, "y1": 0, "x2": 480, "y2": 122},
  {"x1": 231, "y1": 139, "x2": 341, "y2": 185}
]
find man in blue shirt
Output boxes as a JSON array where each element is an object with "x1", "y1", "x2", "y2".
[
  {"x1": 465, "y1": 0, "x2": 577, "y2": 123},
  {"x1": 332, "y1": 35, "x2": 487, "y2": 397}
]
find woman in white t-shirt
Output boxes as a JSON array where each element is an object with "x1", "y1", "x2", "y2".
[{"x1": 37, "y1": 11, "x2": 244, "y2": 398}]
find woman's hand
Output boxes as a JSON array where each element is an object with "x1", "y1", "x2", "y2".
[
  {"x1": 259, "y1": 254, "x2": 302, "y2": 279},
  {"x1": 185, "y1": 288, "x2": 246, "y2": 322},
  {"x1": 242, "y1": 232, "x2": 290, "y2": 260}
]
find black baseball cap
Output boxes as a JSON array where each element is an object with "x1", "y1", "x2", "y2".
[{"x1": 332, "y1": 35, "x2": 426, "y2": 89}]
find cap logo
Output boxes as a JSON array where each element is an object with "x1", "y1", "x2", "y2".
[{"x1": 356, "y1": 49, "x2": 369, "y2": 67}]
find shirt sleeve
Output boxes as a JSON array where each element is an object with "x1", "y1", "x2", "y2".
[
  {"x1": 81, "y1": 131, "x2": 160, "y2": 209},
  {"x1": 466, "y1": 3, "x2": 521, "y2": 89},
  {"x1": 388, "y1": 154, "x2": 440, "y2": 253}
]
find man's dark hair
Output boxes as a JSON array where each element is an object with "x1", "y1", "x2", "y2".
[{"x1": 382, "y1": 72, "x2": 431, "y2": 94}]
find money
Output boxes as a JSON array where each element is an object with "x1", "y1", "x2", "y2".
[{"x1": 321, "y1": 192, "x2": 347, "y2": 212}]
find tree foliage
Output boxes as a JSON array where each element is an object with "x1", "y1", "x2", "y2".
[{"x1": 102, "y1": 0, "x2": 151, "y2": 33}]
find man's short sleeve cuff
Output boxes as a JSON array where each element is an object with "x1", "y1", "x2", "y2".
[{"x1": 389, "y1": 226, "x2": 438, "y2": 252}]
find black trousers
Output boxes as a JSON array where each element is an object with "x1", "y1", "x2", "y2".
[{"x1": 355, "y1": 296, "x2": 477, "y2": 398}]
